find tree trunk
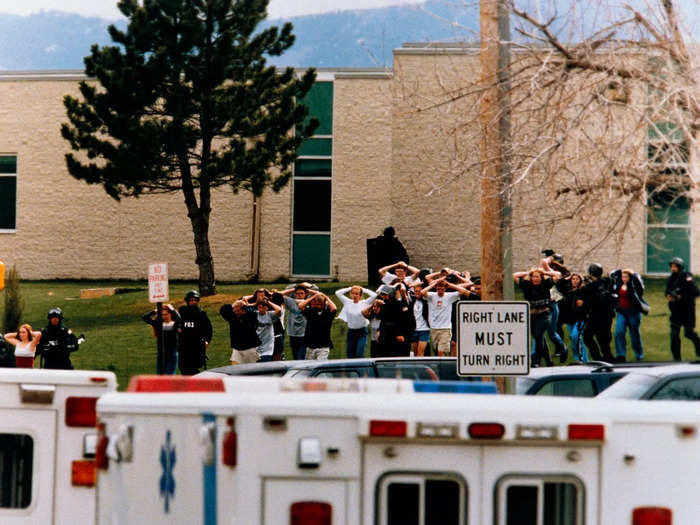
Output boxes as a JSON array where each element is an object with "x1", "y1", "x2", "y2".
[{"x1": 189, "y1": 209, "x2": 216, "y2": 296}]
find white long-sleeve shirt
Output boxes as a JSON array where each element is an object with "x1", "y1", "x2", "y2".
[{"x1": 335, "y1": 287, "x2": 377, "y2": 329}]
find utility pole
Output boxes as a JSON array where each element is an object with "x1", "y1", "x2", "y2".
[{"x1": 480, "y1": 0, "x2": 513, "y2": 300}]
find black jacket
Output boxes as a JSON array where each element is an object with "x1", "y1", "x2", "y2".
[
  {"x1": 178, "y1": 305, "x2": 213, "y2": 368},
  {"x1": 220, "y1": 304, "x2": 260, "y2": 350},
  {"x1": 666, "y1": 271, "x2": 700, "y2": 325},
  {"x1": 37, "y1": 324, "x2": 78, "y2": 369},
  {"x1": 580, "y1": 277, "x2": 616, "y2": 320}
]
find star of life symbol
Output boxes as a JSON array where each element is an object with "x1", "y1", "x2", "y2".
[{"x1": 159, "y1": 430, "x2": 176, "y2": 513}]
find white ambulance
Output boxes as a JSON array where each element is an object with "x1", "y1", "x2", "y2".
[
  {"x1": 96, "y1": 375, "x2": 694, "y2": 525},
  {"x1": 0, "y1": 368, "x2": 117, "y2": 524}
]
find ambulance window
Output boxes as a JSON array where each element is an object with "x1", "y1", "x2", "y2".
[
  {"x1": 534, "y1": 379, "x2": 595, "y2": 397},
  {"x1": 0, "y1": 434, "x2": 33, "y2": 509},
  {"x1": 379, "y1": 473, "x2": 466, "y2": 525},
  {"x1": 497, "y1": 476, "x2": 582, "y2": 525}
]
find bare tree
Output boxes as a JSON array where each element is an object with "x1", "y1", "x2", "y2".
[{"x1": 411, "y1": 0, "x2": 699, "y2": 274}]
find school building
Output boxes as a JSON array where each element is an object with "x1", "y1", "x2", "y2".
[{"x1": 0, "y1": 44, "x2": 695, "y2": 282}]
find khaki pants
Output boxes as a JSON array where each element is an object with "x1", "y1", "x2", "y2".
[
  {"x1": 305, "y1": 347, "x2": 330, "y2": 360},
  {"x1": 430, "y1": 328, "x2": 452, "y2": 356},
  {"x1": 230, "y1": 347, "x2": 259, "y2": 364}
]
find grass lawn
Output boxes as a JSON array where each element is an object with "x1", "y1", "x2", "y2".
[{"x1": 0, "y1": 277, "x2": 688, "y2": 389}]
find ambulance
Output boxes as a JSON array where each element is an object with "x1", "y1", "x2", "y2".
[
  {"x1": 0, "y1": 368, "x2": 117, "y2": 524},
  {"x1": 95, "y1": 375, "x2": 694, "y2": 524}
]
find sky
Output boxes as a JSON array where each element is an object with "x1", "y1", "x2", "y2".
[{"x1": 0, "y1": 0, "x2": 425, "y2": 20}]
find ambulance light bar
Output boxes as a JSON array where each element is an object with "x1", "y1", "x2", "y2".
[
  {"x1": 127, "y1": 375, "x2": 225, "y2": 392},
  {"x1": 413, "y1": 381, "x2": 498, "y2": 394}
]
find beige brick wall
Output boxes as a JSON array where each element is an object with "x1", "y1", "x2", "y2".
[
  {"x1": 0, "y1": 76, "x2": 257, "y2": 282},
  {"x1": 332, "y1": 74, "x2": 393, "y2": 282}
]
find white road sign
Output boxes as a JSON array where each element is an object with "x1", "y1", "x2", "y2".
[
  {"x1": 457, "y1": 301, "x2": 530, "y2": 376},
  {"x1": 148, "y1": 263, "x2": 169, "y2": 303}
]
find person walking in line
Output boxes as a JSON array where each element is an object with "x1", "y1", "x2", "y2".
[
  {"x1": 299, "y1": 290, "x2": 337, "y2": 360},
  {"x1": 220, "y1": 300, "x2": 260, "y2": 365},
  {"x1": 36, "y1": 308, "x2": 80, "y2": 370},
  {"x1": 419, "y1": 277, "x2": 472, "y2": 357},
  {"x1": 666, "y1": 257, "x2": 700, "y2": 361},
  {"x1": 254, "y1": 296, "x2": 282, "y2": 362},
  {"x1": 579, "y1": 263, "x2": 616, "y2": 362},
  {"x1": 410, "y1": 281, "x2": 431, "y2": 357},
  {"x1": 513, "y1": 267, "x2": 561, "y2": 367},
  {"x1": 178, "y1": 290, "x2": 213, "y2": 375},
  {"x1": 611, "y1": 268, "x2": 647, "y2": 362},
  {"x1": 4, "y1": 324, "x2": 41, "y2": 368},
  {"x1": 335, "y1": 285, "x2": 377, "y2": 358},
  {"x1": 142, "y1": 303, "x2": 182, "y2": 374},
  {"x1": 557, "y1": 273, "x2": 589, "y2": 363},
  {"x1": 280, "y1": 284, "x2": 313, "y2": 360}
]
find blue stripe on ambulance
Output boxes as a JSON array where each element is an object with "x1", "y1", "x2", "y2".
[{"x1": 203, "y1": 413, "x2": 217, "y2": 525}]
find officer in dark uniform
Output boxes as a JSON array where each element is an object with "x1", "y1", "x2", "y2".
[
  {"x1": 580, "y1": 263, "x2": 616, "y2": 362},
  {"x1": 36, "y1": 308, "x2": 79, "y2": 369},
  {"x1": 665, "y1": 257, "x2": 700, "y2": 361},
  {"x1": 0, "y1": 333, "x2": 15, "y2": 367},
  {"x1": 177, "y1": 290, "x2": 213, "y2": 375}
]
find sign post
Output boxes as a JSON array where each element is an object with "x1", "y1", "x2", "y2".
[
  {"x1": 457, "y1": 301, "x2": 529, "y2": 376},
  {"x1": 148, "y1": 263, "x2": 169, "y2": 374}
]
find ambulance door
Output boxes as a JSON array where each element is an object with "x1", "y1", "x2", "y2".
[
  {"x1": 482, "y1": 445, "x2": 600, "y2": 525},
  {"x1": 364, "y1": 443, "x2": 478, "y2": 524},
  {"x1": 0, "y1": 410, "x2": 56, "y2": 524}
]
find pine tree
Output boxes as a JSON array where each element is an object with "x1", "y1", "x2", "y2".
[{"x1": 62, "y1": 0, "x2": 318, "y2": 295}]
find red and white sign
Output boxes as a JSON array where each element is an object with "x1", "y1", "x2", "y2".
[{"x1": 148, "y1": 263, "x2": 169, "y2": 303}]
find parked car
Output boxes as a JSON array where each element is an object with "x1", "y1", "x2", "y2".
[
  {"x1": 515, "y1": 361, "x2": 670, "y2": 397},
  {"x1": 597, "y1": 363, "x2": 700, "y2": 400},
  {"x1": 201, "y1": 357, "x2": 478, "y2": 382}
]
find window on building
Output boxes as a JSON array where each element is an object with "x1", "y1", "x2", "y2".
[
  {"x1": 497, "y1": 476, "x2": 582, "y2": 525},
  {"x1": 0, "y1": 155, "x2": 17, "y2": 230},
  {"x1": 0, "y1": 433, "x2": 33, "y2": 508},
  {"x1": 378, "y1": 473, "x2": 466, "y2": 525},
  {"x1": 292, "y1": 81, "x2": 333, "y2": 276},
  {"x1": 646, "y1": 122, "x2": 690, "y2": 274}
]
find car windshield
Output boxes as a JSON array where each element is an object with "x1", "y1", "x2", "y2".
[
  {"x1": 596, "y1": 373, "x2": 658, "y2": 399},
  {"x1": 515, "y1": 377, "x2": 537, "y2": 395}
]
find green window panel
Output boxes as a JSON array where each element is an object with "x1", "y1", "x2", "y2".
[
  {"x1": 292, "y1": 234, "x2": 330, "y2": 276},
  {"x1": 293, "y1": 179, "x2": 331, "y2": 232},
  {"x1": 647, "y1": 227, "x2": 690, "y2": 273},
  {"x1": 648, "y1": 194, "x2": 690, "y2": 225},
  {"x1": 0, "y1": 176, "x2": 17, "y2": 229},
  {"x1": 0, "y1": 156, "x2": 16, "y2": 174},
  {"x1": 299, "y1": 82, "x2": 333, "y2": 136},
  {"x1": 649, "y1": 121, "x2": 685, "y2": 142},
  {"x1": 297, "y1": 138, "x2": 332, "y2": 157},
  {"x1": 294, "y1": 158, "x2": 332, "y2": 178}
]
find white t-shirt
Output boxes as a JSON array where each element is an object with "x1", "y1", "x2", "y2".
[
  {"x1": 413, "y1": 300, "x2": 430, "y2": 331},
  {"x1": 426, "y1": 291, "x2": 460, "y2": 329},
  {"x1": 256, "y1": 312, "x2": 276, "y2": 356},
  {"x1": 14, "y1": 341, "x2": 35, "y2": 358},
  {"x1": 336, "y1": 287, "x2": 376, "y2": 329}
]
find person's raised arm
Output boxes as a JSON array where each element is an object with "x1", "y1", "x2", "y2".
[
  {"x1": 421, "y1": 278, "x2": 441, "y2": 296},
  {"x1": 513, "y1": 271, "x2": 528, "y2": 285},
  {"x1": 378, "y1": 262, "x2": 400, "y2": 277},
  {"x1": 335, "y1": 287, "x2": 351, "y2": 301},
  {"x1": 297, "y1": 291, "x2": 320, "y2": 310},
  {"x1": 362, "y1": 288, "x2": 377, "y2": 301},
  {"x1": 321, "y1": 292, "x2": 337, "y2": 313},
  {"x1": 3, "y1": 332, "x2": 18, "y2": 346},
  {"x1": 266, "y1": 299, "x2": 283, "y2": 317}
]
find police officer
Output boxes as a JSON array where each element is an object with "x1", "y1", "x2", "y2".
[
  {"x1": 177, "y1": 290, "x2": 213, "y2": 375},
  {"x1": 665, "y1": 257, "x2": 700, "y2": 361},
  {"x1": 580, "y1": 263, "x2": 616, "y2": 362},
  {"x1": 36, "y1": 308, "x2": 79, "y2": 369}
]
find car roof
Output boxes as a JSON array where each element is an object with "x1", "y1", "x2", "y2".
[
  {"x1": 286, "y1": 356, "x2": 457, "y2": 371},
  {"x1": 198, "y1": 360, "x2": 307, "y2": 376},
  {"x1": 608, "y1": 362, "x2": 700, "y2": 379}
]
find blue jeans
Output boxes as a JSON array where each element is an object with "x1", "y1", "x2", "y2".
[
  {"x1": 346, "y1": 327, "x2": 368, "y2": 359},
  {"x1": 531, "y1": 304, "x2": 566, "y2": 357},
  {"x1": 157, "y1": 349, "x2": 178, "y2": 375},
  {"x1": 289, "y1": 336, "x2": 307, "y2": 360},
  {"x1": 566, "y1": 321, "x2": 588, "y2": 362},
  {"x1": 615, "y1": 309, "x2": 643, "y2": 360},
  {"x1": 531, "y1": 312, "x2": 552, "y2": 366}
]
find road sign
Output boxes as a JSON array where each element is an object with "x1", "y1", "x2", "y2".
[
  {"x1": 148, "y1": 263, "x2": 169, "y2": 303},
  {"x1": 457, "y1": 301, "x2": 529, "y2": 376}
]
